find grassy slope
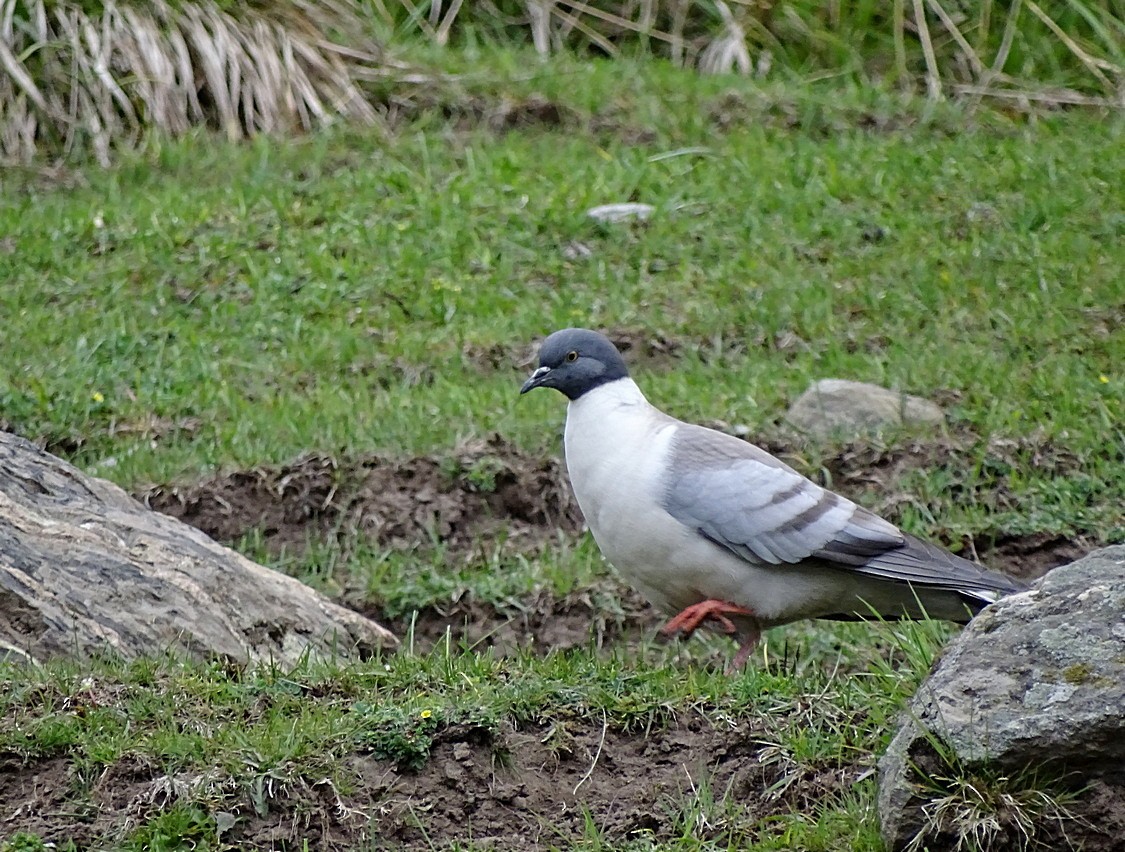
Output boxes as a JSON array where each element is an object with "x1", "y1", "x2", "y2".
[
  {"x1": 3, "y1": 59, "x2": 1122, "y2": 535},
  {"x1": 1, "y1": 51, "x2": 1123, "y2": 850}
]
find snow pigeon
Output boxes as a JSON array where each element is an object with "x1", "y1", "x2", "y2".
[{"x1": 520, "y1": 328, "x2": 1027, "y2": 669}]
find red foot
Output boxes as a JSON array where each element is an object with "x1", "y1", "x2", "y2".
[{"x1": 660, "y1": 599, "x2": 755, "y2": 638}]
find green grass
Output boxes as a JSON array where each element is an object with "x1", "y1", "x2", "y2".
[
  {"x1": 1, "y1": 50, "x2": 1123, "y2": 849},
  {"x1": 236, "y1": 532, "x2": 611, "y2": 617}
]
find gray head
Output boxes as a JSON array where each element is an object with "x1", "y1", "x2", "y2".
[{"x1": 519, "y1": 328, "x2": 630, "y2": 400}]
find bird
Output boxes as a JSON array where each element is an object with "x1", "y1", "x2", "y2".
[{"x1": 520, "y1": 327, "x2": 1027, "y2": 670}]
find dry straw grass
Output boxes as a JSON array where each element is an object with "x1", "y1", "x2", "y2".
[
  {"x1": 2, "y1": 0, "x2": 1122, "y2": 162},
  {"x1": 0, "y1": 0, "x2": 381, "y2": 163},
  {"x1": 374, "y1": 0, "x2": 1124, "y2": 106},
  {"x1": 906, "y1": 770, "x2": 1087, "y2": 852}
]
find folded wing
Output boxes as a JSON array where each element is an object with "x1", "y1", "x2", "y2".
[{"x1": 663, "y1": 424, "x2": 1024, "y2": 601}]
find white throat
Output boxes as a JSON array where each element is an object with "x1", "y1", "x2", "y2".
[
  {"x1": 562, "y1": 376, "x2": 676, "y2": 514},
  {"x1": 568, "y1": 376, "x2": 649, "y2": 415},
  {"x1": 563, "y1": 378, "x2": 664, "y2": 484}
]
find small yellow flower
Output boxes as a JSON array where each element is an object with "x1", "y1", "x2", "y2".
[
  {"x1": 419, "y1": 709, "x2": 432, "y2": 719},
  {"x1": 1099, "y1": 375, "x2": 1110, "y2": 384},
  {"x1": 91, "y1": 391, "x2": 104, "y2": 403}
]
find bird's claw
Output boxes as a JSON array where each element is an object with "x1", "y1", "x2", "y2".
[{"x1": 660, "y1": 599, "x2": 755, "y2": 637}]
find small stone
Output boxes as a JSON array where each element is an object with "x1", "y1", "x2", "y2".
[
  {"x1": 585, "y1": 203, "x2": 654, "y2": 223},
  {"x1": 786, "y1": 379, "x2": 945, "y2": 438},
  {"x1": 562, "y1": 240, "x2": 594, "y2": 260}
]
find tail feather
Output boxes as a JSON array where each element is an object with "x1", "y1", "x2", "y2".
[{"x1": 850, "y1": 533, "x2": 1028, "y2": 603}]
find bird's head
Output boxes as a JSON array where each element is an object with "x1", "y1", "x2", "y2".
[{"x1": 519, "y1": 328, "x2": 630, "y2": 400}]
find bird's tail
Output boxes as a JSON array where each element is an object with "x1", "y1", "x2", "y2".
[{"x1": 856, "y1": 533, "x2": 1029, "y2": 610}]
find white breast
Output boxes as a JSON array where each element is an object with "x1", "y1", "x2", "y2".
[{"x1": 563, "y1": 380, "x2": 699, "y2": 611}]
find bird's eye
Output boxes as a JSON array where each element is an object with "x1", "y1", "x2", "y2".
[{"x1": 565, "y1": 350, "x2": 578, "y2": 362}]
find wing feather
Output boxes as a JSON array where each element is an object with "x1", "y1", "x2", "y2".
[
  {"x1": 663, "y1": 425, "x2": 1025, "y2": 598},
  {"x1": 664, "y1": 425, "x2": 902, "y2": 567}
]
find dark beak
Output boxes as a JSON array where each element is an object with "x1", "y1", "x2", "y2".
[{"x1": 520, "y1": 366, "x2": 551, "y2": 395}]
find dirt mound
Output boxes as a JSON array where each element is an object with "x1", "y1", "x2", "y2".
[
  {"x1": 388, "y1": 92, "x2": 576, "y2": 134},
  {"x1": 143, "y1": 435, "x2": 582, "y2": 558},
  {"x1": 350, "y1": 716, "x2": 850, "y2": 850},
  {"x1": 815, "y1": 430, "x2": 1082, "y2": 504},
  {"x1": 973, "y1": 532, "x2": 1089, "y2": 581},
  {"x1": 809, "y1": 429, "x2": 1090, "y2": 581},
  {"x1": 143, "y1": 429, "x2": 1095, "y2": 591}
]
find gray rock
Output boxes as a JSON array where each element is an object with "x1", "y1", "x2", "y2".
[
  {"x1": 786, "y1": 379, "x2": 945, "y2": 438},
  {"x1": 0, "y1": 431, "x2": 396, "y2": 665},
  {"x1": 878, "y1": 546, "x2": 1125, "y2": 851},
  {"x1": 585, "y1": 203, "x2": 654, "y2": 223}
]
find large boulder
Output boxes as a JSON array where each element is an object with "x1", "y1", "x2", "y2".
[
  {"x1": 878, "y1": 546, "x2": 1125, "y2": 851},
  {"x1": 786, "y1": 379, "x2": 945, "y2": 438},
  {"x1": 0, "y1": 432, "x2": 395, "y2": 665}
]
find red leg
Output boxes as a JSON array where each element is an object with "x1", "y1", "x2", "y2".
[
  {"x1": 726, "y1": 627, "x2": 762, "y2": 674},
  {"x1": 660, "y1": 599, "x2": 755, "y2": 637}
]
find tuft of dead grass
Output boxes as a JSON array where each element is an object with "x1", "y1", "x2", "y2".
[
  {"x1": 0, "y1": 0, "x2": 381, "y2": 164},
  {"x1": 907, "y1": 768, "x2": 1088, "y2": 852}
]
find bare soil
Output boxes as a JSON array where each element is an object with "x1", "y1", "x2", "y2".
[
  {"x1": 377, "y1": 583, "x2": 665, "y2": 658},
  {"x1": 380, "y1": 87, "x2": 984, "y2": 148},
  {"x1": 462, "y1": 326, "x2": 683, "y2": 376},
  {"x1": 381, "y1": 91, "x2": 661, "y2": 146},
  {"x1": 386, "y1": 92, "x2": 576, "y2": 134},
  {"x1": 804, "y1": 429, "x2": 1092, "y2": 582},
  {"x1": 350, "y1": 716, "x2": 850, "y2": 850},
  {"x1": 137, "y1": 429, "x2": 1091, "y2": 663},
  {"x1": 7, "y1": 714, "x2": 1121, "y2": 851},
  {"x1": 0, "y1": 716, "x2": 862, "y2": 851}
]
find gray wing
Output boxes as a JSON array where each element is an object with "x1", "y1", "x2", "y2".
[{"x1": 663, "y1": 424, "x2": 1022, "y2": 600}]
